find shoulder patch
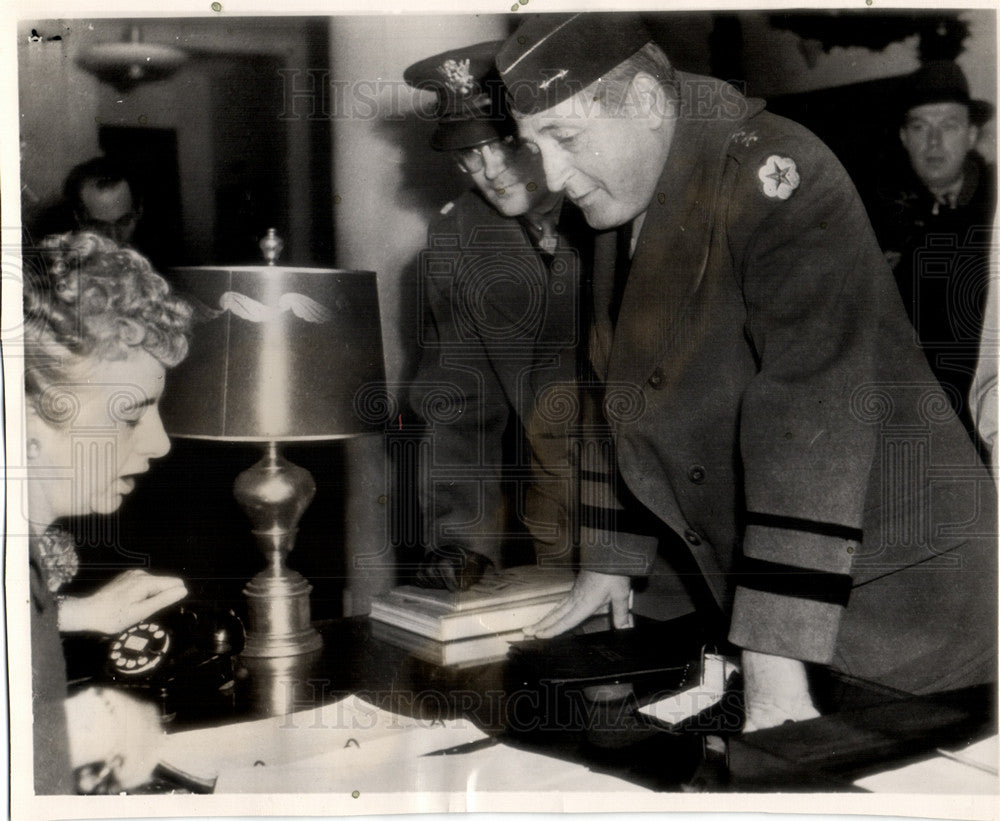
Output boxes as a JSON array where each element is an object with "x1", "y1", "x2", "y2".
[
  {"x1": 757, "y1": 155, "x2": 800, "y2": 200},
  {"x1": 439, "y1": 201, "x2": 456, "y2": 216}
]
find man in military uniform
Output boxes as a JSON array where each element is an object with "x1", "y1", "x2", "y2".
[
  {"x1": 497, "y1": 14, "x2": 997, "y2": 731},
  {"x1": 873, "y1": 61, "x2": 996, "y2": 441},
  {"x1": 405, "y1": 41, "x2": 588, "y2": 590}
]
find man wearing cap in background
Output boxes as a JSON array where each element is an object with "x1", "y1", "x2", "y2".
[
  {"x1": 498, "y1": 13, "x2": 996, "y2": 731},
  {"x1": 874, "y1": 60, "x2": 996, "y2": 443},
  {"x1": 404, "y1": 41, "x2": 589, "y2": 590}
]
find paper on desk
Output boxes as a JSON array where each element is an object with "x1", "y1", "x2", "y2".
[
  {"x1": 162, "y1": 694, "x2": 486, "y2": 779},
  {"x1": 854, "y1": 735, "x2": 999, "y2": 794},
  {"x1": 637, "y1": 653, "x2": 737, "y2": 727},
  {"x1": 214, "y1": 737, "x2": 654, "y2": 795}
]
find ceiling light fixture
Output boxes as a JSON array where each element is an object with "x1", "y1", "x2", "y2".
[{"x1": 77, "y1": 25, "x2": 188, "y2": 92}]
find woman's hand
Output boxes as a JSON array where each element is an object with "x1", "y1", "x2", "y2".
[
  {"x1": 741, "y1": 649, "x2": 821, "y2": 732},
  {"x1": 58, "y1": 569, "x2": 188, "y2": 635},
  {"x1": 65, "y1": 686, "x2": 165, "y2": 790},
  {"x1": 523, "y1": 570, "x2": 632, "y2": 638}
]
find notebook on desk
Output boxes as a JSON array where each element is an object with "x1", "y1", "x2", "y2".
[{"x1": 727, "y1": 683, "x2": 995, "y2": 790}]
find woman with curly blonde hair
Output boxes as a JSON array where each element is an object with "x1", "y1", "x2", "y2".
[{"x1": 24, "y1": 232, "x2": 192, "y2": 793}]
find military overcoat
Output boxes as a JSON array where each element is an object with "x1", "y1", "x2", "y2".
[
  {"x1": 587, "y1": 73, "x2": 996, "y2": 693},
  {"x1": 410, "y1": 191, "x2": 585, "y2": 566}
]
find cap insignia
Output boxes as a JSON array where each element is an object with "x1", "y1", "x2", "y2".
[
  {"x1": 438, "y1": 58, "x2": 475, "y2": 96},
  {"x1": 537, "y1": 69, "x2": 569, "y2": 91},
  {"x1": 758, "y1": 155, "x2": 800, "y2": 200}
]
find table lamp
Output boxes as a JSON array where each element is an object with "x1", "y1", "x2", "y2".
[{"x1": 160, "y1": 231, "x2": 386, "y2": 658}]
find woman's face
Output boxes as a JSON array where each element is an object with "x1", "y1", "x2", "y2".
[{"x1": 28, "y1": 349, "x2": 171, "y2": 525}]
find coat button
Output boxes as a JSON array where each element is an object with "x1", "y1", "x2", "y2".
[
  {"x1": 687, "y1": 465, "x2": 706, "y2": 484},
  {"x1": 648, "y1": 368, "x2": 665, "y2": 389},
  {"x1": 684, "y1": 528, "x2": 702, "y2": 546}
]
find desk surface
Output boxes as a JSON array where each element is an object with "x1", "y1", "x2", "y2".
[{"x1": 68, "y1": 616, "x2": 996, "y2": 793}]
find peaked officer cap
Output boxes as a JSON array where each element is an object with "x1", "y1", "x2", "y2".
[
  {"x1": 404, "y1": 40, "x2": 514, "y2": 151},
  {"x1": 497, "y1": 13, "x2": 652, "y2": 115}
]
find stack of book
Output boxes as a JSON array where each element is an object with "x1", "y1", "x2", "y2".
[{"x1": 369, "y1": 565, "x2": 577, "y2": 668}]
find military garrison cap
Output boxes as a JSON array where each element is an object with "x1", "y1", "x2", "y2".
[
  {"x1": 497, "y1": 13, "x2": 652, "y2": 115},
  {"x1": 404, "y1": 40, "x2": 514, "y2": 151}
]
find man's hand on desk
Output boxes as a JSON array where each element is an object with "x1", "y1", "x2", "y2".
[
  {"x1": 416, "y1": 546, "x2": 494, "y2": 592},
  {"x1": 57, "y1": 569, "x2": 188, "y2": 634},
  {"x1": 524, "y1": 570, "x2": 632, "y2": 638},
  {"x1": 741, "y1": 649, "x2": 820, "y2": 732}
]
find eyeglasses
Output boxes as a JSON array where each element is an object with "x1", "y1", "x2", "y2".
[{"x1": 455, "y1": 135, "x2": 538, "y2": 174}]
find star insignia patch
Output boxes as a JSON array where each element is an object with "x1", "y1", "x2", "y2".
[{"x1": 758, "y1": 155, "x2": 800, "y2": 200}]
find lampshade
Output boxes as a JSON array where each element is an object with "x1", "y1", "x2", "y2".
[{"x1": 161, "y1": 265, "x2": 386, "y2": 441}]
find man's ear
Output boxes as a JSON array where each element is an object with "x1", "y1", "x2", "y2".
[
  {"x1": 631, "y1": 72, "x2": 669, "y2": 129},
  {"x1": 968, "y1": 124, "x2": 981, "y2": 151}
]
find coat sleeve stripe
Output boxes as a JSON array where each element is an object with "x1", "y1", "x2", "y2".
[
  {"x1": 745, "y1": 511, "x2": 863, "y2": 542},
  {"x1": 579, "y1": 504, "x2": 664, "y2": 537},
  {"x1": 737, "y1": 556, "x2": 852, "y2": 606}
]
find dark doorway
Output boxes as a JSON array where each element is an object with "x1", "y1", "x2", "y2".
[{"x1": 99, "y1": 125, "x2": 183, "y2": 269}]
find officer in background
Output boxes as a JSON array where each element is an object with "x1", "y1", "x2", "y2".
[
  {"x1": 27, "y1": 156, "x2": 144, "y2": 247},
  {"x1": 404, "y1": 41, "x2": 588, "y2": 590},
  {"x1": 498, "y1": 13, "x2": 996, "y2": 731},
  {"x1": 874, "y1": 61, "x2": 996, "y2": 441}
]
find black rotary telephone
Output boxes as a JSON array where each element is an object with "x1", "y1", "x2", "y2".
[
  {"x1": 63, "y1": 603, "x2": 245, "y2": 723},
  {"x1": 105, "y1": 605, "x2": 243, "y2": 680}
]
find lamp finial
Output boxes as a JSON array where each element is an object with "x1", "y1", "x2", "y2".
[{"x1": 259, "y1": 228, "x2": 284, "y2": 266}]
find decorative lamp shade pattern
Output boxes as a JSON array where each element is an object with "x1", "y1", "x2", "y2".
[{"x1": 162, "y1": 266, "x2": 386, "y2": 441}]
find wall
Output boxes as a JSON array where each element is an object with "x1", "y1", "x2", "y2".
[
  {"x1": 740, "y1": 9, "x2": 996, "y2": 102},
  {"x1": 17, "y1": 17, "x2": 316, "y2": 262}
]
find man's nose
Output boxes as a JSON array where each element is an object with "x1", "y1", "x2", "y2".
[
  {"x1": 539, "y1": 146, "x2": 570, "y2": 193},
  {"x1": 479, "y1": 143, "x2": 509, "y2": 180},
  {"x1": 926, "y1": 126, "x2": 943, "y2": 148}
]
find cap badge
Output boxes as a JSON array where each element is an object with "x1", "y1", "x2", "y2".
[
  {"x1": 538, "y1": 68, "x2": 569, "y2": 91},
  {"x1": 758, "y1": 155, "x2": 800, "y2": 200},
  {"x1": 438, "y1": 58, "x2": 475, "y2": 96}
]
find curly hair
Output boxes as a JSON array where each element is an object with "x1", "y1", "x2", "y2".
[{"x1": 23, "y1": 232, "x2": 192, "y2": 401}]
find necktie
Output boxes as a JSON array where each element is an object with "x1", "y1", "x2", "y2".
[
  {"x1": 589, "y1": 222, "x2": 633, "y2": 380},
  {"x1": 609, "y1": 221, "x2": 633, "y2": 326}
]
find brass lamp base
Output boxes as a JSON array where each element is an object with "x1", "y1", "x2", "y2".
[
  {"x1": 242, "y1": 569, "x2": 323, "y2": 658},
  {"x1": 235, "y1": 442, "x2": 324, "y2": 658}
]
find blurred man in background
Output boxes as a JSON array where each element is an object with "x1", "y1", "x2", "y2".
[{"x1": 875, "y1": 60, "x2": 995, "y2": 440}]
